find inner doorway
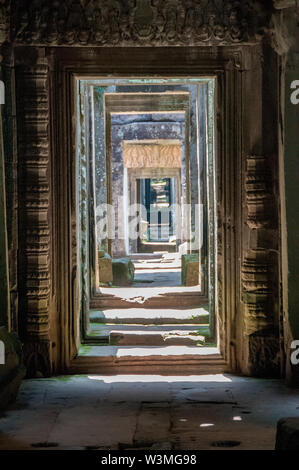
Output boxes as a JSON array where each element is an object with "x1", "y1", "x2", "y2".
[
  {"x1": 77, "y1": 77, "x2": 217, "y2": 353},
  {"x1": 139, "y1": 177, "x2": 175, "y2": 247}
]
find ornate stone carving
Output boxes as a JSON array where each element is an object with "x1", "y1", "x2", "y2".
[
  {"x1": 241, "y1": 250, "x2": 273, "y2": 335},
  {"x1": 12, "y1": 0, "x2": 261, "y2": 47},
  {"x1": 245, "y1": 155, "x2": 273, "y2": 229},
  {"x1": 23, "y1": 339, "x2": 52, "y2": 378},
  {"x1": 16, "y1": 50, "x2": 52, "y2": 377},
  {"x1": 248, "y1": 332, "x2": 280, "y2": 377},
  {"x1": 242, "y1": 152, "x2": 280, "y2": 375},
  {"x1": 123, "y1": 141, "x2": 181, "y2": 168}
]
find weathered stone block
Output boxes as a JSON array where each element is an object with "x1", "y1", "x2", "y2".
[
  {"x1": 0, "y1": 327, "x2": 26, "y2": 409},
  {"x1": 276, "y1": 418, "x2": 299, "y2": 450},
  {"x1": 98, "y1": 252, "x2": 113, "y2": 284},
  {"x1": 179, "y1": 242, "x2": 188, "y2": 255},
  {"x1": 112, "y1": 258, "x2": 135, "y2": 286},
  {"x1": 181, "y1": 254, "x2": 199, "y2": 286},
  {"x1": 141, "y1": 220, "x2": 149, "y2": 241},
  {"x1": 248, "y1": 332, "x2": 280, "y2": 377},
  {"x1": 109, "y1": 330, "x2": 205, "y2": 346}
]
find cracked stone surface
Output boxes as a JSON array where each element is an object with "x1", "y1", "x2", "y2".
[{"x1": 0, "y1": 374, "x2": 299, "y2": 450}]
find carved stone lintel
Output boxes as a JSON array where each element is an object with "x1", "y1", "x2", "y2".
[
  {"x1": 123, "y1": 142, "x2": 181, "y2": 168},
  {"x1": 11, "y1": 0, "x2": 265, "y2": 47}
]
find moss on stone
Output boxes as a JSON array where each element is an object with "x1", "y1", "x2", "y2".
[{"x1": 112, "y1": 258, "x2": 135, "y2": 286}]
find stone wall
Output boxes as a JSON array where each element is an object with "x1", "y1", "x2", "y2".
[{"x1": 272, "y1": 3, "x2": 299, "y2": 384}]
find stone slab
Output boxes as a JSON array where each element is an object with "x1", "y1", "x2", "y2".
[
  {"x1": 78, "y1": 345, "x2": 219, "y2": 358},
  {"x1": 181, "y1": 254, "x2": 200, "y2": 286},
  {"x1": 109, "y1": 330, "x2": 205, "y2": 346},
  {"x1": 98, "y1": 253, "x2": 113, "y2": 284},
  {"x1": 112, "y1": 258, "x2": 135, "y2": 286},
  {"x1": 1, "y1": 375, "x2": 297, "y2": 450},
  {"x1": 88, "y1": 323, "x2": 211, "y2": 339}
]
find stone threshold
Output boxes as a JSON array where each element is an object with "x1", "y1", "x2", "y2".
[
  {"x1": 69, "y1": 346, "x2": 226, "y2": 375},
  {"x1": 86, "y1": 323, "x2": 211, "y2": 346},
  {"x1": 79, "y1": 345, "x2": 219, "y2": 357}
]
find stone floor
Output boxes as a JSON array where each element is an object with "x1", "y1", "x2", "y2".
[
  {"x1": 0, "y1": 374, "x2": 299, "y2": 450},
  {"x1": 102, "y1": 253, "x2": 200, "y2": 302},
  {"x1": 134, "y1": 268, "x2": 182, "y2": 287},
  {"x1": 100, "y1": 284, "x2": 201, "y2": 304},
  {"x1": 110, "y1": 253, "x2": 185, "y2": 289}
]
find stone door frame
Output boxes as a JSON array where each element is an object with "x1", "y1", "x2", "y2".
[
  {"x1": 126, "y1": 166, "x2": 182, "y2": 254},
  {"x1": 88, "y1": 83, "x2": 212, "y2": 312},
  {"x1": 12, "y1": 44, "x2": 280, "y2": 376},
  {"x1": 55, "y1": 46, "x2": 239, "y2": 373}
]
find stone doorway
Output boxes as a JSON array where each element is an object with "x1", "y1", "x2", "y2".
[
  {"x1": 77, "y1": 77, "x2": 217, "y2": 357},
  {"x1": 0, "y1": 2, "x2": 285, "y2": 379}
]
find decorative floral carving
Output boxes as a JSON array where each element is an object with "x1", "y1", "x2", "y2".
[
  {"x1": 248, "y1": 333, "x2": 280, "y2": 377},
  {"x1": 122, "y1": 142, "x2": 182, "y2": 169},
  {"x1": 12, "y1": 0, "x2": 259, "y2": 47}
]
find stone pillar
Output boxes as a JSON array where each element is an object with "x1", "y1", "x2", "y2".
[
  {"x1": 282, "y1": 24, "x2": 299, "y2": 384},
  {"x1": 0, "y1": 0, "x2": 11, "y2": 330},
  {"x1": 16, "y1": 48, "x2": 52, "y2": 377},
  {"x1": 0, "y1": 89, "x2": 10, "y2": 329},
  {"x1": 241, "y1": 156, "x2": 280, "y2": 376}
]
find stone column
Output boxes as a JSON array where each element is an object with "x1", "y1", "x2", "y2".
[
  {"x1": 0, "y1": 91, "x2": 10, "y2": 329},
  {"x1": 0, "y1": 0, "x2": 10, "y2": 330},
  {"x1": 241, "y1": 155, "x2": 280, "y2": 376}
]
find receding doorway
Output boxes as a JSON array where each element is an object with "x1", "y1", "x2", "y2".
[{"x1": 76, "y1": 77, "x2": 217, "y2": 357}]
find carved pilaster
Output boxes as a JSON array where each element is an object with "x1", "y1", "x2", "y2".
[
  {"x1": 245, "y1": 155, "x2": 273, "y2": 229},
  {"x1": 248, "y1": 333, "x2": 281, "y2": 377},
  {"x1": 16, "y1": 49, "x2": 52, "y2": 377},
  {"x1": 242, "y1": 250, "x2": 273, "y2": 335},
  {"x1": 242, "y1": 154, "x2": 280, "y2": 376}
]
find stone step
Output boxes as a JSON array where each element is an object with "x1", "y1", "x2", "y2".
[
  {"x1": 109, "y1": 329, "x2": 206, "y2": 346},
  {"x1": 88, "y1": 323, "x2": 210, "y2": 337},
  {"x1": 90, "y1": 308, "x2": 209, "y2": 325},
  {"x1": 75, "y1": 345, "x2": 221, "y2": 374},
  {"x1": 130, "y1": 253, "x2": 165, "y2": 260}
]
